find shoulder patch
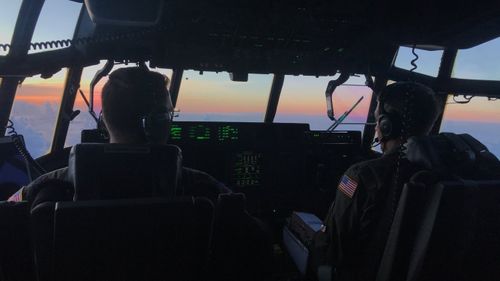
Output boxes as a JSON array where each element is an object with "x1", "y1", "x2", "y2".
[{"x1": 338, "y1": 175, "x2": 358, "y2": 198}]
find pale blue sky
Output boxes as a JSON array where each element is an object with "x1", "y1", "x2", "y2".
[{"x1": 1, "y1": 1, "x2": 81, "y2": 53}]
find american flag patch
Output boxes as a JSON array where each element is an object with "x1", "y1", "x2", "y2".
[
  {"x1": 7, "y1": 188, "x2": 23, "y2": 202},
  {"x1": 338, "y1": 175, "x2": 358, "y2": 198}
]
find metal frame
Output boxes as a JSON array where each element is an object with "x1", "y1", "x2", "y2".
[
  {"x1": 50, "y1": 5, "x2": 96, "y2": 151},
  {"x1": 0, "y1": 0, "x2": 45, "y2": 135},
  {"x1": 264, "y1": 74, "x2": 285, "y2": 123},
  {"x1": 50, "y1": 67, "x2": 83, "y2": 151},
  {"x1": 388, "y1": 67, "x2": 500, "y2": 98},
  {"x1": 0, "y1": 48, "x2": 96, "y2": 78},
  {"x1": 169, "y1": 68, "x2": 184, "y2": 107},
  {"x1": 431, "y1": 48, "x2": 458, "y2": 134},
  {"x1": 4, "y1": 53, "x2": 500, "y2": 98}
]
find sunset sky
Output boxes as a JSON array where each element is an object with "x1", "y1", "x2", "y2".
[{"x1": 1, "y1": 0, "x2": 499, "y2": 157}]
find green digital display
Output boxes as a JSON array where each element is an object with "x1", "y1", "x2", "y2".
[
  {"x1": 170, "y1": 123, "x2": 241, "y2": 142},
  {"x1": 232, "y1": 151, "x2": 263, "y2": 187},
  {"x1": 218, "y1": 125, "x2": 239, "y2": 141},
  {"x1": 170, "y1": 125, "x2": 182, "y2": 140},
  {"x1": 188, "y1": 125, "x2": 211, "y2": 141}
]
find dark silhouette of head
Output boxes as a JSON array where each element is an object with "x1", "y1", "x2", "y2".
[
  {"x1": 375, "y1": 81, "x2": 440, "y2": 150},
  {"x1": 101, "y1": 67, "x2": 174, "y2": 144}
]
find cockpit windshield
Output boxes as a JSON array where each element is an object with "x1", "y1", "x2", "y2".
[
  {"x1": 0, "y1": 1, "x2": 499, "y2": 158},
  {"x1": 9, "y1": 70, "x2": 67, "y2": 157},
  {"x1": 0, "y1": 1, "x2": 22, "y2": 56},
  {"x1": 275, "y1": 75, "x2": 372, "y2": 131},
  {"x1": 174, "y1": 71, "x2": 273, "y2": 122},
  {"x1": 394, "y1": 47, "x2": 443, "y2": 77},
  {"x1": 28, "y1": 0, "x2": 81, "y2": 54},
  {"x1": 441, "y1": 96, "x2": 500, "y2": 157},
  {"x1": 452, "y1": 37, "x2": 500, "y2": 81}
]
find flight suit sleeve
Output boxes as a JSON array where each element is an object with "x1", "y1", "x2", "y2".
[
  {"x1": 311, "y1": 163, "x2": 379, "y2": 278},
  {"x1": 7, "y1": 168, "x2": 69, "y2": 203}
]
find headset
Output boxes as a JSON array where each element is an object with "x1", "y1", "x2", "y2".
[
  {"x1": 374, "y1": 83, "x2": 415, "y2": 144},
  {"x1": 139, "y1": 73, "x2": 175, "y2": 143},
  {"x1": 141, "y1": 96, "x2": 174, "y2": 143},
  {"x1": 376, "y1": 94, "x2": 403, "y2": 142}
]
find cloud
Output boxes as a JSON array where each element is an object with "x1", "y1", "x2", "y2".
[
  {"x1": 9, "y1": 101, "x2": 59, "y2": 157},
  {"x1": 65, "y1": 112, "x2": 97, "y2": 147}
]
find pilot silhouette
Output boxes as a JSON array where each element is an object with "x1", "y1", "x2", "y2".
[
  {"x1": 311, "y1": 82, "x2": 440, "y2": 281},
  {"x1": 8, "y1": 67, "x2": 231, "y2": 207}
]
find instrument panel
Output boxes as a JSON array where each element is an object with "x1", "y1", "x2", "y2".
[
  {"x1": 77, "y1": 121, "x2": 363, "y2": 218},
  {"x1": 168, "y1": 122, "x2": 362, "y2": 218}
]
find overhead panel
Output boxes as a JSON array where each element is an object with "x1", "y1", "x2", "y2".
[{"x1": 2, "y1": 0, "x2": 500, "y2": 78}]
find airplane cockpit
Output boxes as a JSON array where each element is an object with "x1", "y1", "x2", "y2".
[{"x1": 1, "y1": 0, "x2": 500, "y2": 280}]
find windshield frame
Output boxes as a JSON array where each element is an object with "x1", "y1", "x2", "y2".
[{"x1": 1, "y1": 3, "x2": 500, "y2": 156}]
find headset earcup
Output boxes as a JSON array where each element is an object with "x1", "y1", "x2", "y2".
[
  {"x1": 143, "y1": 111, "x2": 170, "y2": 143},
  {"x1": 378, "y1": 114, "x2": 393, "y2": 139}
]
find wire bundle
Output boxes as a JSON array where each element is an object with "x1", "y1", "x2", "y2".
[{"x1": 0, "y1": 26, "x2": 167, "y2": 52}]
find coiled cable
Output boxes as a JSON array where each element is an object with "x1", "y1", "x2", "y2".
[
  {"x1": 410, "y1": 46, "x2": 419, "y2": 72},
  {"x1": 384, "y1": 44, "x2": 419, "y2": 246},
  {"x1": 5, "y1": 119, "x2": 17, "y2": 136},
  {"x1": 5, "y1": 119, "x2": 47, "y2": 175},
  {"x1": 0, "y1": 25, "x2": 166, "y2": 52}
]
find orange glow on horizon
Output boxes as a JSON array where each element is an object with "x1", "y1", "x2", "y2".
[
  {"x1": 11, "y1": 83, "x2": 500, "y2": 124},
  {"x1": 443, "y1": 97, "x2": 500, "y2": 123},
  {"x1": 14, "y1": 82, "x2": 103, "y2": 109},
  {"x1": 15, "y1": 95, "x2": 60, "y2": 104}
]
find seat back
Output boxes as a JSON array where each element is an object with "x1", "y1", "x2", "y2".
[
  {"x1": 378, "y1": 179, "x2": 500, "y2": 281},
  {"x1": 410, "y1": 180, "x2": 500, "y2": 281},
  {"x1": 406, "y1": 133, "x2": 500, "y2": 179},
  {"x1": 31, "y1": 197, "x2": 214, "y2": 281},
  {"x1": 0, "y1": 201, "x2": 35, "y2": 281},
  {"x1": 377, "y1": 133, "x2": 500, "y2": 281},
  {"x1": 68, "y1": 143, "x2": 182, "y2": 200}
]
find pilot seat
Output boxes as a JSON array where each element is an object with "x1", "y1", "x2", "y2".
[
  {"x1": 31, "y1": 143, "x2": 214, "y2": 281},
  {"x1": 377, "y1": 133, "x2": 500, "y2": 281}
]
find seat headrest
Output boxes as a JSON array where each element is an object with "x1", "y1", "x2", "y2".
[
  {"x1": 68, "y1": 144, "x2": 182, "y2": 200},
  {"x1": 406, "y1": 133, "x2": 493, "y2": 177}
]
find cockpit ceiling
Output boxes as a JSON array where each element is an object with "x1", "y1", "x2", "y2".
[
  {"x1": 5, "y1": 0, "x2": 500, "y2": 77},
  {"x1": 79, "y1": 0, "x2": 500, "y2": 47},
  {"x1": 72, "y1": 0, "x2": 500, "y2": 75}
]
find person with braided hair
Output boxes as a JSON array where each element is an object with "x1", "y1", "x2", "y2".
[{"x1": 310, "y1": 81, "x2": 440, "y2": 281}]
